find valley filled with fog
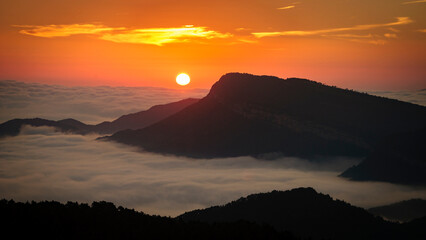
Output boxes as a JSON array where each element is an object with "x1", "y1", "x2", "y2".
[{"x1": 1, "y1": 80, "x2": 425, "y2": 216}]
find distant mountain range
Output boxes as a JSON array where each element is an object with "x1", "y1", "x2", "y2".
[
  {"x1": 108, "y1": 73, "x2": 426, "y2": 159},
  {"x1": 368, "y1": 199, "x2": 426, "y2": 222},
  {"x1": 0, "y1": 98, "x2": 199, "y2": 137},
  {"x1": 179, "y1": 187, "x2": 424, "y2": 240},
  {"x1": 2, "y1": 187, "x2": 425, "y2": 240}
]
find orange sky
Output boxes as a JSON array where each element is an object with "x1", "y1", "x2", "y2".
[{"x1": 0, "y1": 0, "x2": 425, "y2": 90}]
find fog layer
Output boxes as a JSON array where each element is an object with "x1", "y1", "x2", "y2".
[
  {"x1": 0, "y1": 80, "x2": 208, "y2": 124},
  {"x1": 369, "y1": 89, "x2": 426, "y2": 107},
  {"x1": 1, "y1": 126, "x2": 425, "y2": 217}
]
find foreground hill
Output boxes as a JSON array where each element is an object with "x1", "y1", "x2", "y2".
[
  {"x1": 2, "y1": 188, "x2": 425, "y2": 240},
  {"x1": 179, "y1": 187, "x2": 425, "y2": 240},
  {"x1": 0, "y1": 98, "x2": 198, "y2": 137},
  {"x1": 368, "y1": 199, "x2": 426, "y2": 222},
  {"x1": 108, "y1": 73, "x2": 426, "y2": 158},
  {"x1": 0, "y1": 199, "x2": 296, "y2": 240},
  {"x1": 340, "y1": 128, "x2": 426, "y2": 185}
]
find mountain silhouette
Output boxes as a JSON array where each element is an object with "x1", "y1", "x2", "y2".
[
  {"x1": 0, "y1": 199, "x2": 297, "y2": 240},
  {"x1": 2, "y1": 188, "x2": 425, "y2": 240},
  {"x1": 179, "y1": 187, "x2": 425, "y2": 240},
  {"x1": 108, "y1": 73, "x2": 426, "y2": 158},
  {"x1": 0, "y1": 98, "x2": 198, "y2": 137},
  {"x1": 340, "y1": 128, "x2": 426, "y2": 185},
  {"x1": 368, "y1": 199, "x2": 426, "y2": 222}
]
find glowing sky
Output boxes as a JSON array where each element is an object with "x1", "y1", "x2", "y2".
[{"x1": 0, "y1": 0, "x2": 425, "y2": 89}]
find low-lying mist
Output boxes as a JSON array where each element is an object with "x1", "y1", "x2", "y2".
[
  {"x1": 0, "y1": 80, "x2": 208, "y2": 124},
  {"x1": 1, "y1": 126, "x2": 425, "y2": 217},
  {"x1": 370, "y1": 89, "x2": 426, "y2": 107}
]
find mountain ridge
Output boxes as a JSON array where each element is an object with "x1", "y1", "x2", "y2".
[
  {"x1": 368, "y1": 199, "x2": 426, "y2": 222},
  {"x1": 179, "y1": 187, "x2": 424, "y2": 240},
  {"x1": 0, "y1": 98, "x2": 199, "y2": 137},
  {"x1": 108, "y1": 73, "x2": 426, "y2": 159},
  {"x1": 340, "y1": 128, "x2": 426, "y2": 185},
  {"x1": 2, "y1": 187, "x2": 425, "y2": 240}
]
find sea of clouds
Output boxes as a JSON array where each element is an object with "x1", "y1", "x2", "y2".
[
  {"x1": 1, "y1": 126, "x2": 426, "y2": 216},
  {"x1": 370, "y1": 89, "x2": 426, "y2": 107},
  {"x1": 0, "y1": 80, "x2": 424, "y2": 125},
  {"x1": 0, "y1": 80, "x2": 425, "y2": 216},
  {"x1": 0, "y1": 80, "x2": 209, "y2": 124}
]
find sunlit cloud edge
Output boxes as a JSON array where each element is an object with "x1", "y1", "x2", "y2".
[
  {"x1": 251, "y1": 17, "x2": 413, "y2": 44},
  {"x1": 402, "y1": 0, "x2": 426, "y2": 4},
  {"x1": 277, "y1": 5, "x2": 296, "y2": 10},
  {"x1": 14, "y1": 24, "x2": 234, "y2": 46}
]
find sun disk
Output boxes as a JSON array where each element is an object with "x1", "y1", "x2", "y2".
[{"x1": 176, "y1": 73, "x2": 190, "y2": 86}]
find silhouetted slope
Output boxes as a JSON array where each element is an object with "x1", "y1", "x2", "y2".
[
  {"x1": 0, "y1": 98, "x2": 198, "y2": 137},
  {"x1": 92, "y1": 98, "x2": 199, "y2": 134},
  {"x1": 0, "y1": 118, "x2": 91, "y2": 136},
  {"x1": 340, "y1": 128, "x2": 426, "y2": 185},
  {"x1": 368, "y1": 199, "x2": 426, "y2": 222},
  {"x1": 109, "y1": 73, "x2": 426, "y2": 158},
  {"x1": 2, "y1": 190, "x2": 425, "y2": 240},
  {"x1": 0, "y1": 199, "x2": 297, "y2": 240},
  {"x1": 179, "y1": 187, "x2": 424, "y2": 240}
]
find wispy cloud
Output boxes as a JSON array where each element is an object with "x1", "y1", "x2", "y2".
[
  {"x1": 324, "y1": 32, "x2": 398, "y2": 45},
  {"x1": 402, "y1": 0, "x2": 426, "y2": 4},
  {"x1": 15, "y1": 24, "x2": 122, "y2": 38},
  {"x1": 100, "y1": 26, "x2": 233, "y2": 46},
  {"x1": 14, "y1": 24, "x2": 233, "y2": 46},
  {"x1": 277, "y1": 1, "x2": 300, "y2": 10},
  {"x1": 277, "y1": 5, "x2": 295, "y2": 10},
  {"x1": 384, "y1": 33, "x2": 397, "y2": 38},
  {"x1": 418, "y1": 29, "x2": 426, "y2": 33},
  {"x1": 321, "y1": 33, "x2": 390, "y2": 45},
  {"x1": 235, "y1": 38, "x2": 258, "y2": 44},
  {"x1": 388, "y1": 27, "x2": 400, "y2": 33},
  {"x1": 252, "y1": 17, "x2": 413, "y2": 41}
]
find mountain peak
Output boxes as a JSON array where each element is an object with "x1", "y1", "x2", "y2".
[
  {"x1": 207, "y1": 73, "x2": 320, "y2": 105},
  {"x1": 179, "y1": 187, "x2": 388, "y2": 239},
  {"x1": 109, "y1": 73, "x2": 426, "y2": 159}
]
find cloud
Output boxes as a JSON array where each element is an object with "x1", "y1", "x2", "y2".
[
  {"x1": 369, "y1": 89, "x2": 426, "y2": 107},
  {"x1": 1, "y1": 80, "x2": 424, "y2": 126},
  {"x1": 15, "y1": 24, "x2": 123, "y2": 38},
  {"x1": 402, "y1": 0, "x2": 426, "y2": 4},
  {"x1": 323, "y1": 33, "x2": 397, "y2": 45},
  {"x1": 14, "y1": 24, "x2": 233, "y2": 46},
  {"x1": 1, "y1": 126, "x2": 426, "y2": 217},
  {"x1": 277, "y1": 5, "x2": 295, "y2": 10},
  {"x1": 418, "y1": 29, "x2": 426, "y2": 33},
  {"x1": 252, "y1": 17, "x2": 413, "y2": 42},
  {"x1": 0, "y1": 80, "x2": 208, "y2": 124},
  {"x1": 100, "y1": 26, "x2": 233, "y2": 46},
  {"x1": 1, "y1": 81, "x2": 424, "y2": 217},
  {"x1": 384, "y1": 33, "x2": 397, "y2": 38},
  {"x1": 277, "y1": 1, "x2": 300, "y2": 10}
]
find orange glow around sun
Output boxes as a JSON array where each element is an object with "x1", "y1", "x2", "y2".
[
  {"x1": 176, "y1": 73, "x2": 190, "y2": 86},
  {"x1": 0, "y1": 0, "x2": 425, "y2": 90}
]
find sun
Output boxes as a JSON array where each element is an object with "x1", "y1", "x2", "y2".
[{"x1": 176, "y1": 73, "x2": 190, "y2": 86}]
